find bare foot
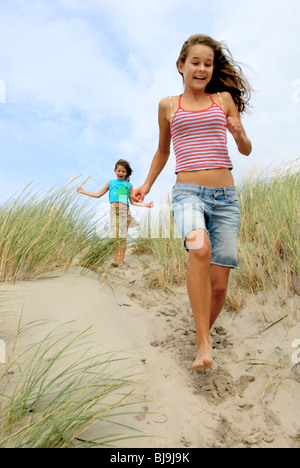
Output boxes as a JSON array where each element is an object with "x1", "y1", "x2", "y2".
[{"x1": 192, "y1": 340, "x2": 213, "y2": 371}]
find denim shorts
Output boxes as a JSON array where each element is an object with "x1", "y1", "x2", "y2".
[{"x1": 172, "y1": 183, "x2": 241, "y2": 269}]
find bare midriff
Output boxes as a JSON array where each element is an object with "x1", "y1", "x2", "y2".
[
  {"x1": 176, "y1": 168, "x2": 234, "y2": 188},
  {"x1": 111, "y1": 202, "x2": 129, "y2": 207}
]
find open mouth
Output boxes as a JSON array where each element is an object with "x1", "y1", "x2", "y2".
[{"x1": 194, "y1": 76, "x2": 206, "y2": 81}]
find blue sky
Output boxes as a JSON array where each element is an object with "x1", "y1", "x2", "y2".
[{"x1": 0, "y1": 0, "x2": 299, "y2": 205}]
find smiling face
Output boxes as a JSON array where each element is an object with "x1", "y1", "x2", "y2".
[
  {"x1": 177, "y1": 44, "x2": 215, "y2": 92},
  {"x1": 115, "y1": 164, "x2": 128, "y2": 180}
]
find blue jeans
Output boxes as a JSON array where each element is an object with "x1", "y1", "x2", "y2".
[{"x1": 172, "y1": 183, "x2": 241, "y2": 269}]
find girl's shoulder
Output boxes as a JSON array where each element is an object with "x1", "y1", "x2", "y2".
[
  {"x1": 216, "y1": 91, "x2": 233, "y2": 102},
  {"x1": 109, "y1": 179, "x2": 117, "y2": 188},
  {"x1": 211, "y1": 91, "x2": 232, "y2": 102},
  {"x1": 160, "y1": 96, "x2": 181, "y2": 124},
  {"x1": 160, "y1": 95, "x2": 181, "y2": 107},
  {"x1": 212, "y1": 92, "x2": 236, "y2": 115}
]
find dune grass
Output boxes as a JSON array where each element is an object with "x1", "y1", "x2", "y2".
[
  {"x1": 0, "y1": 324, "x2": 144, "y2": 448},
  {"x1": 226, "y1": 159, "x2": 299, "y2": 311},
  {"x1": 0, "y1": 179, "x2": 145, "y2": 447},
  {"x1": 236, "y1": 160, "x2": 299, "y2": 291},
  {"x1": 133, "y1": 160, "x2": 300, "y2": 309},
  {"x1": 132, "y1": 197, "x2": 187, "y2": 289},
  {"x1": 0, "y1": 177, "x2": 117, "y2": 282}
]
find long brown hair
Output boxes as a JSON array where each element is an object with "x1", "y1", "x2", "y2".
[
  {"x1": 177, "y1": 34, "x2": 252, "y2": 114},
  {"x1": 114, "y1": 159, "x2": 133, "y2": 181}
]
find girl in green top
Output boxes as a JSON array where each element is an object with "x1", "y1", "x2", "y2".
[{"x1": 77, "y1": 159, "x2": 153, "y2": 267}]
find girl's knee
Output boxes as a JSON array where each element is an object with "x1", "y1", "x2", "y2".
[
  {"x1": 211, "y1": 267, "x2": 230, "y2": 296},
  {"x1": 211, "y1": 282, "x2": 227, "y2": 297},
  {"x1": 187, "y1": 230, "x2": 212, "y2": 263}
]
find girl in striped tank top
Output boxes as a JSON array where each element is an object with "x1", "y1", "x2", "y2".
[{"x1": 132, "y1": 35, "x2": 252, "y2": 371}]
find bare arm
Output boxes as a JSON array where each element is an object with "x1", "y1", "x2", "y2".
[
  {"x1": 129, "y1": 186, "x2": 153, "y2": 207},
  {"x1": 222, "y1": 92, "x2": 252, "y2": 156},
  {"x1": 132, "y1": 98, "x2": 171, "y2": 202},
  {"x1": 131, "y1": 200, "x2": 154, "y2": 208},
  {"x1": 77, "y1": 181, "x2": 110, "y2": 198}
]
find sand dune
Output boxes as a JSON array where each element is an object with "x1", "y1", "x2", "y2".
[{"x1": 1, "y1": 253, "x2": 299, "y2": 448}]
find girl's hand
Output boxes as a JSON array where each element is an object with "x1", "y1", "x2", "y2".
[
  {"x1": 147, "y1": 202, "x2": 154, "y2": 208},
  {"x1": 132, "y1": 184, "x2": 150, "y2": 203},
  {"x1": 77, "y1": 186, "x2": 85, "y2": 194},
  {"x1": 227, "y1": 116, "x2": 244, "y2": 141},
  {"x1": 227, "y1": 116, "x2": 252, "y2": 156}
]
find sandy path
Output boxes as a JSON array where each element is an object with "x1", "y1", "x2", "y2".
[{"x1": 1, "y1": 254, "x2": 299, "y2": 448}]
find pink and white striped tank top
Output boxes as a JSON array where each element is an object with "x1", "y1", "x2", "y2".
[{"x1": 170, "y1": 94, "x2": 233, "y2": 173}]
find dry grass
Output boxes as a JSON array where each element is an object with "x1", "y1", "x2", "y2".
[
  {"x1": 0, "y1": 178, "x2": 144, "y2": 448},
  {"x1": 133, "y1": 160, "x2": 300, "y2": 311},
  {"x1": 132, "y1": 197, "x2": 187, "y2": 289},
  {"x1": 0, "y1": 322, "x2": 144, "y2": 448},
  {"x1": 0, "y1": 177, "x2": 117, "y2": 282},
  {"x1": 227, "y1": 159, "x2": 299, "y2": 310}
]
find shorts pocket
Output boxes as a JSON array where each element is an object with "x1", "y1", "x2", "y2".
[
  {"x1": 172, "y1": 188, "x2": 191, "y2": 204},
  {"x1": 227, "y1": 193, "x2": 240, "y2": 204}
]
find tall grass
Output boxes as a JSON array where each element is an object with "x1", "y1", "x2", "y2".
[
  {"x1": 132, "y1": 197, "x2": 187, "y2": 288},
  {"x1": 237, "y1": 160, "x2": 299, "y2": 293},
  {"x1": 0, "y1": 179, "x2": 145, "y2": 447},
  {"x1": 0, "y1": 178, "x2": 117, "y2": 282},
  {"x1": 0, "y1": 325, "x2": 144, "y2": 448},
  {"x1": 133, "y1": 160, "x2": 300, "y2": 302}
]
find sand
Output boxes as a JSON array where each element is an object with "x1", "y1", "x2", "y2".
[{"x1": 0, "y1": 252, "x2": 299, "y2": 448}]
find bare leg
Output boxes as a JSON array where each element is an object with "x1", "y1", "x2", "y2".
[
  {"x1": 118, "y1": 236, "x2": 128, "y2": 265},
  {"x1": 117, "y1": 208, "x2": 129, "y2": 266},
  {"x1": 111, "y1": 227, "x2": 120, "y2": 267},
  {"x1": 209, "y1": 265, "x2": 231, "y2": 329},
  {"x1": 186, "y1": 229, "x2": 213, "y2": 370}
]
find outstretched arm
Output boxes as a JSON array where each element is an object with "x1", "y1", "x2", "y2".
[
  {"x1": 129, "y1": 186, "x2": 153, "y2": 208},
  {"x1": 77, "y1": 181, "x2": 110, "y2": 198},
  {"x1": 132, "y1": 98, "x2": 171, "y2": 202},
  {"x1": 131, "y1": 199, "x2": 154, "y2": 208}
]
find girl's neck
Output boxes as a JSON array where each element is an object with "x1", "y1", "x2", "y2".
[
  {"x1": 182, "y1": 88, "x2": 208, "y2": 102},
  {"x1": 180, "y1": 90, "x2": 213, "y2": 111}
]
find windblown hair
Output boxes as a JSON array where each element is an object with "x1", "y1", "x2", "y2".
[
  {"x1": 115, "y1": 159, "x2": 133, "y2": 181},
  {"x1": 177, "y1": 34, "x2": 252, "y2": 114}
]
